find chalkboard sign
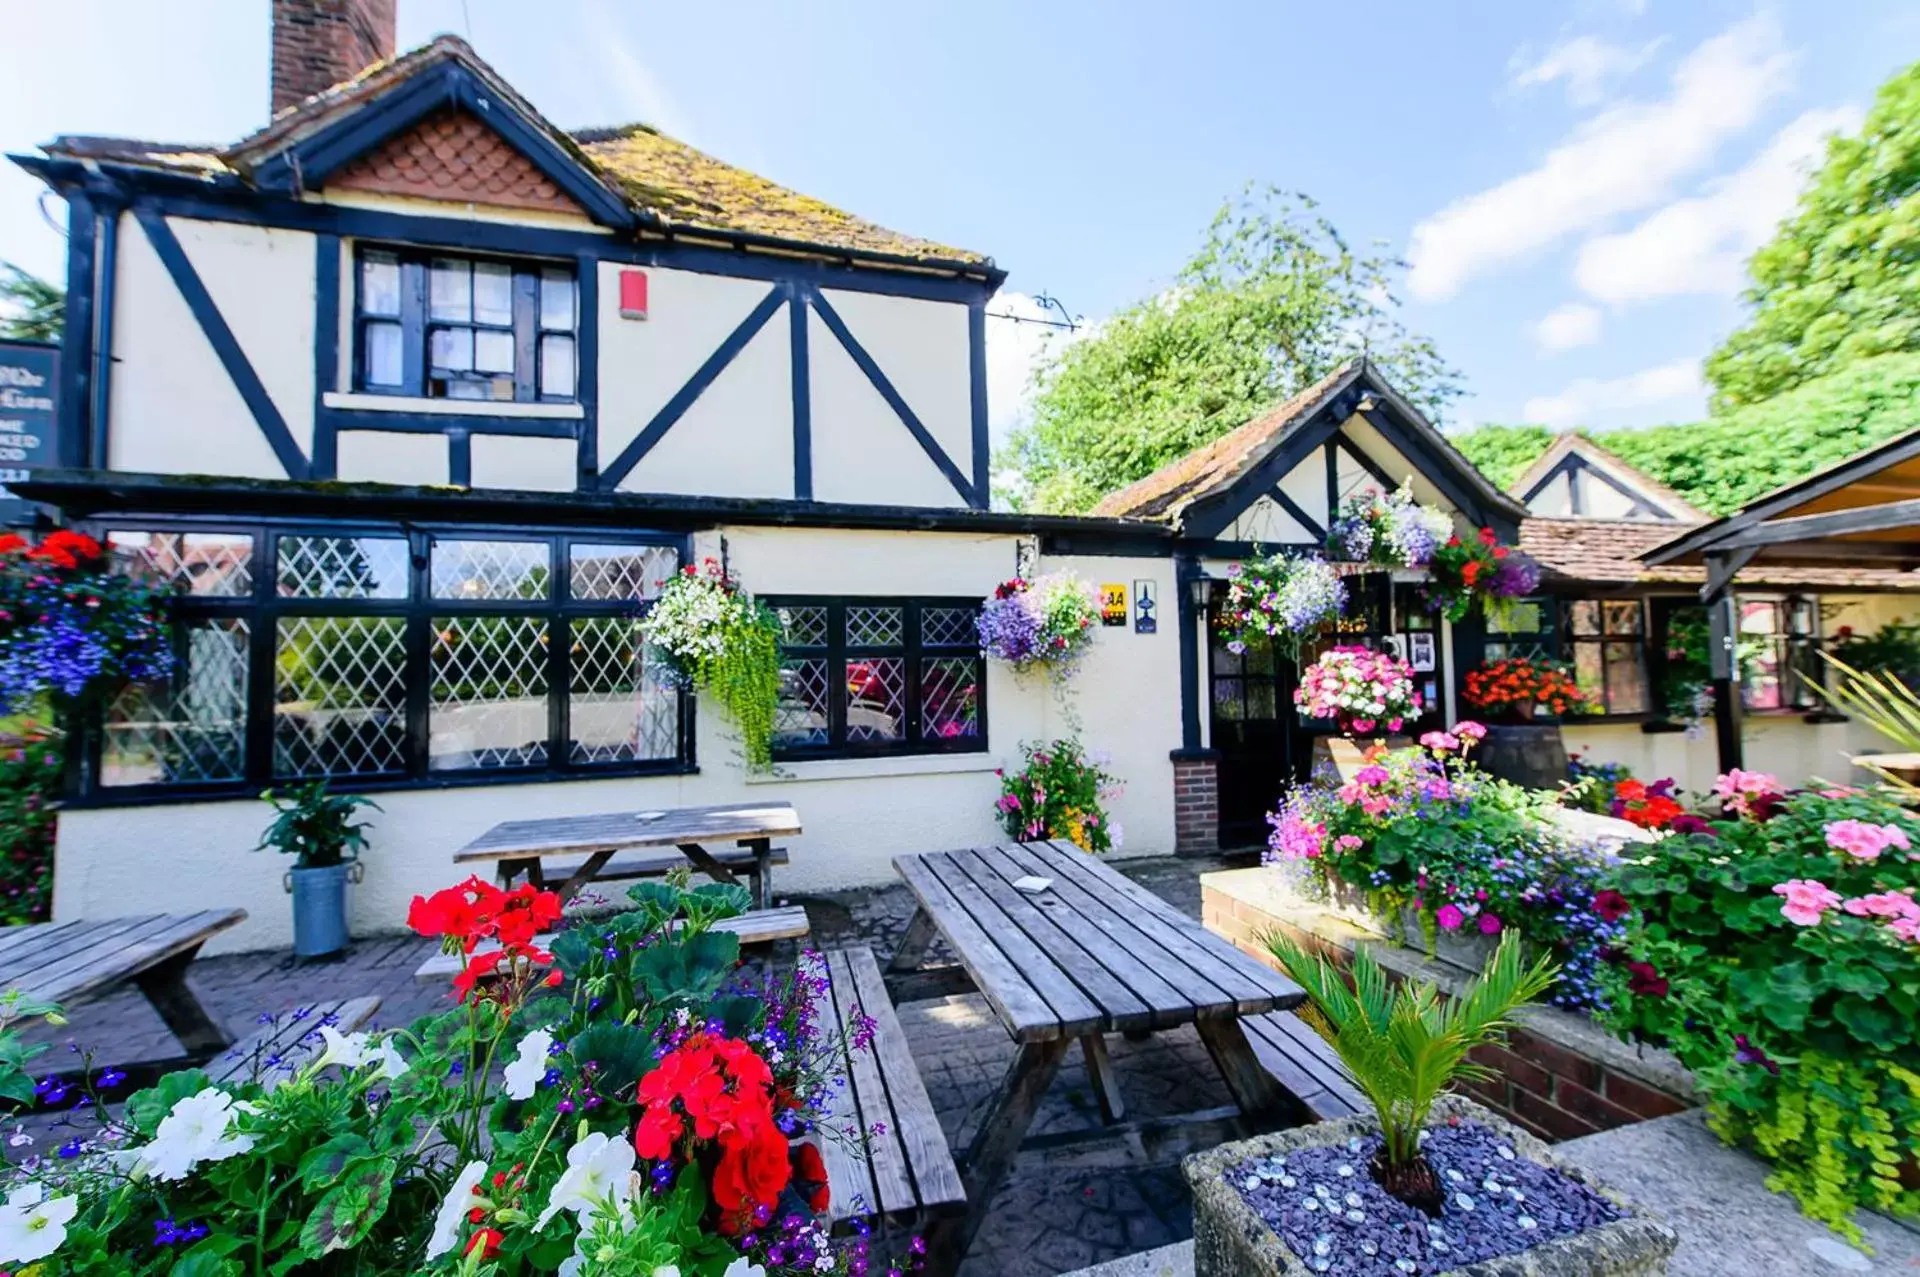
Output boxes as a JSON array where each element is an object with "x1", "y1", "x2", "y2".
[{"x1": 0, "y1": 341, "x2": 59, "y2": 526}]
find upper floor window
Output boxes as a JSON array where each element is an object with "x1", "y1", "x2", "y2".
[
  {"x1": 766, "y1": 597, "x2": 986, "y2": 760},
  {"x1": 355, "y1": 249, "x2": 577, "y2": 403}
]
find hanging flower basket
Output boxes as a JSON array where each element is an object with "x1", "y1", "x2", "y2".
[
  {"x1": 1294, "y1": 644, "x2": 1421, "y2": 737},
  {"x1": 976, "y1": 573, "x2": 1098, "y2": 676},
  {"x1": 1428, "y1": 527, "x2": 1541, "y2": 627},
  {"x1": 1217, "y1": 552, "x2": 1345, "y2": 662},
  {"x1": 637, "y1": 557, "x2": 782, "y2": 769},
  {"x1": 1325, "y1": 482, "x2": 1455, "y2": 569},
  {"x1": 0, "y1": 530, "x2": 174, "y2": 715}
]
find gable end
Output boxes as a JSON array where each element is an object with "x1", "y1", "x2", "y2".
[{"x1": 328, "y1": 107, "x2": 586, "y2": 216}]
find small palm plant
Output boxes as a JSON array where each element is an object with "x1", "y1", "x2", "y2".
[{"x1": 1264, "y1": 929, "x2": 1557, "y2": 1214}]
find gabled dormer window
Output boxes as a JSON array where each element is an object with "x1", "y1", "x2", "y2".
[{"x1": 355, "y1": 248, "x2": 577, "y2": 402}]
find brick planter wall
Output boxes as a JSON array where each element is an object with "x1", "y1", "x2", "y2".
[
  {"x1": 1172, "y1": 754, "x2": 1219, "y2": 856},
  {"x1": 1202, "y1": 868, "x2": 1693, "y2": 1144}
]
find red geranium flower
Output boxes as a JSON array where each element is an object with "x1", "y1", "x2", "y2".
[{"x1": 792, "y1": 1141, "x2": 830, "y2": 1214}]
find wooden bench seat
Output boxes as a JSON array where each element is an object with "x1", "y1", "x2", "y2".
[
  {"x1": 505, "y1": 845, "x2": 790, "y2": 889},
  {"x1": 809, "y1": 946, "x2": 965, "y2": 1242},
  {"x1": 1240, "y1": 1008, "x2": 1367, "y2": 1122},
  {"x1": 411, "y1": 905, "x2": 812, "y2": 984},
  {"x1": 208, "y1": 996, "x2": 383, "y2": 1091}
]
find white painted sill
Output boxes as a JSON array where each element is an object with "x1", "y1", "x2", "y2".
[
  {"x1": 323, "y1": 392, "x2": 585, "y2": 419},
  {"x1": 745, "y1": 754, "x2": 1002, "y2": 784}
]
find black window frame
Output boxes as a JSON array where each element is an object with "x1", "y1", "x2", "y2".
[
  {"x1": 1737, "y1": 593, "x2": 1824, "y2": 712},
  {"x1": 1561, "y1": 595, "x2": 1653, "y2": 718},
  {"x1": 764, "y1": 596, "x2": 987, "y2": 762},
  {"x1": 73, "y1": 516, "x2": 691, "y2": 806},
  {"x1": 352, "y1": 246, "x2": 579, "y2": 404}
]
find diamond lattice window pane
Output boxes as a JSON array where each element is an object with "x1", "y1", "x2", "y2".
[
  {"x1": 569, "y1": 544, "x2": 677, "y2": 601},
  {"x1": 430, "y1": 617, "x2": 550, "y2": 771},
  {"x1": 776, "y1": 605, "x2": 828, "y2": 648},
  {"x1": 921, "y1": 606, "x2": 978, "y2": 648},
  {"x1": 103, "y1": 619, "x2": 250, "y2": 786},
  {"x1": 277, "y1": 536, "x2": 409, "y2": 600},
  {"x1": 845, "y1": 657, "x2": 905, "y2": 742},
  {"x1": 846, "y1": 605, "x2": 903, "y2": 649},
  {"x1": 432, "y1": 539, "x2": 550, "y2": 600},
  {"x1": 569, "y1": 617, "x2": 679, "y2": 764},
  {"x1": 921, "y1": 656, "x2": 981, "y2": 741},
  {"x1": 108, "y1": 531, "x2": 253, "y2": 597},
  {"x1": 274, "y1": 617, "x2": 407, "y2": 776},
  {"x1": 774, "y1": 657, "x2": 830, "y2": 750}
]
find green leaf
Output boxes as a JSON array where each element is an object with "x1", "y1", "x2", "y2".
[
  {"x1": 127, "y1": 1069, "x2": 214, "y2": 1136},
  {"x1": 627, "y1": 881, "x2": 683, "y2": 924},
  {"x1": 298, "y1": 1156, "x2": 395, "y2": 1256},
  {"x1": 549, "y1": 929, "x2": 593, "y2": 977},
  {"x1": 170, "y1": 1253, "x2": 243, "y2": 1277},
  {"x1": 1834, "y1": 997, "x2": 1907, "y2": 1050},
  {"x1": 297, "y1": 1133, "x2": 374, "y2": 1190},
  {"x1": 632, "y1": 930, "x2": 741, "y2": 1004},
  {"x1": 567, "y1": 1022, "x2": 656, "y2": 1093},
  {"x1": 707, "y1": 995, "x2": 761, "y2": 1039},
  {"x1": 682, "y1": 882, "x2": 751, "y2": 926},
  {"x1": 0, "y1": 1068, "x2": 35, "y2": 1106},
  {"x1": 1831, "y1": 966, "x2": 1891, "y2": 998}
]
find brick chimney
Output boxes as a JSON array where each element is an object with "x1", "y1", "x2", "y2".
[{"x1": 270, "y1": 0, "x2": 397, "y2": 115}]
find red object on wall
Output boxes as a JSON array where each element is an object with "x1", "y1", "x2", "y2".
[{"x1": 619, "y1": 270, "x2": 648, "y2": 320}]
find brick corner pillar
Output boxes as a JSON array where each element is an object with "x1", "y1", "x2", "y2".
[{"x1": 1170, "y1": 748, "x2": 1220, "y2": 857}]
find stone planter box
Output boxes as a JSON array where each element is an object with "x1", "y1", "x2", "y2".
[{"x1": 1184, "y1": 1095, "x2": 1678, "y2": 1276}]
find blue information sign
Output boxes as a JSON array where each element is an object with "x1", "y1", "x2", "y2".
[{"x1": 0, "y1": 341, "x2": 59, "y2": 526}]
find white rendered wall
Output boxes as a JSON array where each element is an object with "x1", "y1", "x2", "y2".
[{"x1": 54, "y1": 528, "x2": 1181, "y2": 953}]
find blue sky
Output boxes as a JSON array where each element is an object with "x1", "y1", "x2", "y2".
[{"x1": 4, "y1": 1, "x2": 1917, "y2": 445}]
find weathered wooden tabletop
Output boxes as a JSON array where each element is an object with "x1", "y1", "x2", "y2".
[
  {"x1": 453, "y1": 802, "x2": 802, "y2": 862},
  {"x1": 0, "y1": 910, "x2": 248, "y2": 1055},
  {"x1": 890, "y1": 840, "x2": 1303, "y2": 1042}
]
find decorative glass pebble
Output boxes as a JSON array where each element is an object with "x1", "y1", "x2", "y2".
[
  {"x1": 1345, "y1": 1192, "x2": 1363, "y2": 1208},
  {"x1": 1361, "y1": 1240, "x2": 1379, "y2": 1256},
  {"x1": 1519, "y1": 1215, "x2": 1537, "y2": 1231},
  {"x1": 1395, "y1": 1259, "x2": 1417, "y2": 1274},
  {"x1": 1455, "y1": 1193, "x2": 1475, "y2": 1211},
  {"x1": 1336, "y1": 1164, "x2": 1354, "y2": 1178},
  {"x1": 1314, "y1": 1184, "x2": 1332, "y2": 1199},
  {"x1": 1303, "y1": 1198, "x2": 1320, "y2": 1213},
  {"x1": 1312, "y1": 1236, "x2": 1332, "y2": 1257},
  {"x1": 1280, "y1": 1175, "x2": 1297, "y2": 1188},
  {"x1": 1346, "y1": 1209, "x2": 1365, "y2": 1223},
  {"x1": 1244, "y1": 1176, "x2": 1262, "y2": 1191}
]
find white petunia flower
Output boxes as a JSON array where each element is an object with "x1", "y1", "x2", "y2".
[
  {"x1": 502, "y1": 1029, "x2": 554, "y2": 1101},
  {"x1": 133, "y1": 1088, "x2": 256, "y2": 1181},
  {"x1": 536, "y1": 1132, "x2": 635, "y2": 1231},
  {"x1": 723, "y1": 1260, "x2": 768, "y2": 1277},
  {"x1": 314, "y1": 1026, "x2": 373, "y2": 1071},
  {"x1": 425, "y1": 1159, "x2": 489, "y2": 1259},
  {"x1": 0, "y1": 1182, "x2": 77, "y2": 1263},
  {"x1": 372, "y1": 1038, "x2": 410, "y2": 1081}
]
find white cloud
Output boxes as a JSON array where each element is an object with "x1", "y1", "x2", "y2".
[
  {"x1": 1407, "y1": 14, "x2": 1794, "y2": 301},
  {"x1": 1522, "y1": 358, "x2": 1706, "y2": 428},
  {"x1": 984, "y1": 292, "x2": 1066, "y2": 445},
  {"x1": 1533, "y1": 302, "x2": 1604, "y2": 353},
  {"x1": 1573, "y1": 104, "x2": 1860, "y2": 304},
  {"x1": 1511, "y1": 35, "x2": 1665, "y2": 106}
]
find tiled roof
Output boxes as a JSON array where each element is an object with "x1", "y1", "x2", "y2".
[
  {"x1": 1521, "y1": 517, "x2": 1919, "y2": 590},
  {"x1": 36, "y1": 37, "x2": 989, "y2": 272},
  {"x1": 1091, "y1": 363, "x2": 1360, "y2": 521}
]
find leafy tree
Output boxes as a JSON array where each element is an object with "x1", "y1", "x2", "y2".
[
  {"x1": 1447, "y1": 423, "x2": 1557, "y2": 491},
  {"x1": 1449, "y1": 354, "x2": 1920, "y2": 516},
  {"x1": 1705, "y1": 61, "x2": 1920, "y2": 411},
  {"x1": 1000, "y1": 187, "x2": 1463, "y2": 512},
  {"x1": 0, "y1": 263, "x2": 62, "y2": 343}
]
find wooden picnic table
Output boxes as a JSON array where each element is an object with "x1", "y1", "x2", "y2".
[
  {"x1": 453, "y1": 801, "x2": 801, "y2": 908},
  {"x1": 0, "y1": 910, "x2": 247, "y2": 1056},
  {"x1": 887, "y1": 841, "x2": 1304, "y2": 1253}
]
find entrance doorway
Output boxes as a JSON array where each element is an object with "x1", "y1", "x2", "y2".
[{"x1": 1207, "y1": 574, "x2": 1446, "y2": 849}]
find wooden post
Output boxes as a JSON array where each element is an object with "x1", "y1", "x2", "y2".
[{"x1": 1704, "y1": 553, "x2": 1744, "y2": 773}]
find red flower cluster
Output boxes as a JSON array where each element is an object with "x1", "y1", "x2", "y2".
[
  {"x1": 408, "y1": 876, "x2": 563, "y2": 1003},
  {"x1": 1610, "y1": 778, "x2": 1685, "y2": 830},
  {"x1": 632, "y1": 1032, "x2": 797, "y2": 1231},
  {"x1": 1463, "y1": 657, "x2": 1586, "y2": 720},
  {"x1": 0, "y1": 530, "x2": 105, "y2": 571}
]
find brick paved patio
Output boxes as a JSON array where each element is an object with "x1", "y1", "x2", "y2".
[{"x1": 12, "y1": 853, "x2": 1264, "y2": 1276}]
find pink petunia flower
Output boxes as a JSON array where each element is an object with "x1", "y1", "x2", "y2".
[
  {"x1": 1436, "y1": 904, "x2": 1465, "y2": 931},
  {"x1": 1772, "y1": 878, "x2": 1841, "y2": 927},
  {"x1": 1477, "y1": 913, "x2": 1503, "y2": 935}
]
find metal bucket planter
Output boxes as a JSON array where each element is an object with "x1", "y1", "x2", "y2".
[
  {"x1": 286, "y1": 862, "x2": 362, "y2": 960},
  {"x1": 1184, "y1": 1095, "x2": 1677, "y2": 1276},
  {"x1": 1475, "y1": 722, "x2": 1569, "y2": 791}
]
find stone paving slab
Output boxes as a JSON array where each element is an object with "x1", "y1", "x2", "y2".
[
  {"x1": 1061, "y1": 1241, "x2": 1193, "y2": 1277},
  {"x1": 9, "y1": 854, "x2": 1258, "y2": 1276}
]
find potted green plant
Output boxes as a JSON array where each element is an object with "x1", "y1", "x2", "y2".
[
  {"x1": 256, "y1": 781, "x2": 379, "y2": 959},
  {"x1": 1183, "y1": 933, "x2": 1677, "y2": 1276}
]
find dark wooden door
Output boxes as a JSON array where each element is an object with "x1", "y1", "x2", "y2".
[{"x1": 1209, "y1": 607, "x2": 1309, "y2": 850}]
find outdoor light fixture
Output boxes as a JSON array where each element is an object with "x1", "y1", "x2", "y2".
[{"x1": 1188, "y1": 575, "x2": 1213, "y2": 607}]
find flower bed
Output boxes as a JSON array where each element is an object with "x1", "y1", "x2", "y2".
[
  {"x1": 1266, "y1": 730, "x2": 1624, "y2": 1012},
  {"x1": 1601, "y1": 774, "x2": 1920, "y2": 1239},
  {"x1": 0, "y1": 876, "x2": 915, "y2": 1275}
]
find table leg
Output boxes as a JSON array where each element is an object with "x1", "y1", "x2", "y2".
[
  {"x1": 133, "y1": 948, "x2": 232, "y2": 1056},
  {"x1": 1195, "y1": 1015, "x2": 1290, "y2": 1124},
  {"x1": 957, "y1": 1037, "x2": 1071, "y2": 1255},
  {"x1": 1080, "y1": 1033, "x2": 1126, "y2": 1124},
  {"x1": 887, "y1": 906, "x2": 938, "y2": 973},
  {"x1": 741, "y1": 837, "x2": 772, "y2": 909},
  {"x1": 552, "y1": 850, "x2": 614, "y2": 904},
  {"x1": 677, "y1": 842, "x2": 743, "y2": 888}
]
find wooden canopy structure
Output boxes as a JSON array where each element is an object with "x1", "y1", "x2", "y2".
[{"x1": 1642, "y1": 427, "x2": 1920, "y2": 771}]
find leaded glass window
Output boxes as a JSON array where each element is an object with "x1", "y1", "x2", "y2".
[{"x1": 766, "y1": 597, "x2": 986, "y2": 759}]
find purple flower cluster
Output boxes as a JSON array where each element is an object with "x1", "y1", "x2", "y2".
[
  {"x1": 976, "y1": 591, "x2": 1043, "y2": 664},
  {"x1": 1489, "y1": 550, "x2": 1542, "y2": 599}
]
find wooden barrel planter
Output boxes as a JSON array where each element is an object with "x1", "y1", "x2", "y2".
[{"x1": 1476, "y1": 721, "x2": 1570, "y2": 790}]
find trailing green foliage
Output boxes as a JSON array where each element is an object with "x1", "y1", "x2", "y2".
[
  {"x1": 1448, "y1": 352, "x2": 1920, "y2": 516},
  {"x1": 1001, "y1": 187, "x2": 1462, "y2": 512},
  {"x1": 639, "y1": 560, "x2": 783, "y2": 770},
  {"x1": 1263, "y1": 930, "x2": 1556, "y2": 1169},
  {"x1": 1706, "y1": 60, "x2": 1920, "y2": 411}
]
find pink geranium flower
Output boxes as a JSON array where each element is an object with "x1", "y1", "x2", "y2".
[
  {"x1": 1353, "y1": 765, "x2": 1391, "y2": 787},
  {"x1": 1823, "y1": 819, "x2": 1907, "y2": 861},
  {"x1": 1436, "y1": 904, "x2": 1465, "y2": 931},
  {"x1": 1419, "y1": 731, "x2": 1460, "y2": 752},
  {"x1": 1713, "y1": 769, "x2": 1781, "y2": 818},
  {"x1": 1453, "y1": 720, "x2": 1487, "y2": 742},
  {"x1": 1772, "y1": 878, "x2": 1841, "y2": 927}
]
